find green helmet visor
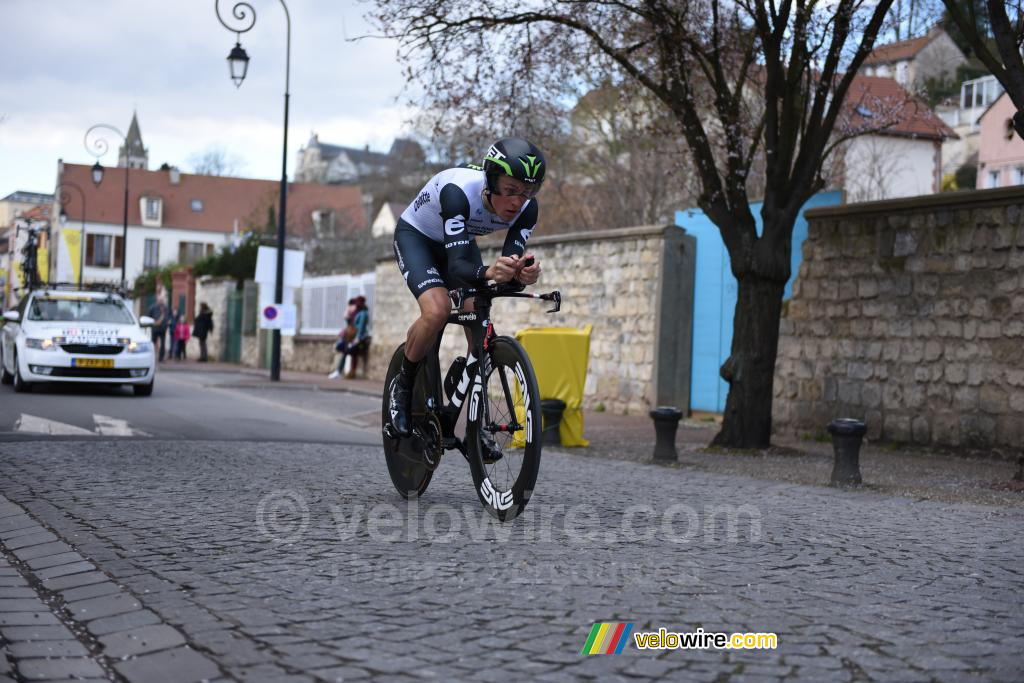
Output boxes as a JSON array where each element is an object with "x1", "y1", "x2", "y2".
[{"x1": 485, "y1": 152, "x2": 544, "y2": 198}]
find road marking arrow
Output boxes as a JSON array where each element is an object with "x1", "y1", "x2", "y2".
[
  {"x1": 14, "y1": 414, "x2": 95, "y2": 436},
  {"x1": 93, "y1": 414, "x2": 149, "y2": 437}
]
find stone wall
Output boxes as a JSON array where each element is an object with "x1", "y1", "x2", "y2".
[
  {"x1": 366, "y1": 225, "x2": 695, "y2": 415},
  {"x1": 774, "y1": 186, "x2": 1024, "y2": 451}
]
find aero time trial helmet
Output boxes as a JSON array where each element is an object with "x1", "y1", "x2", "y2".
[{"x1": 482, "y1": 137, "x2": 546, "y2": 198}]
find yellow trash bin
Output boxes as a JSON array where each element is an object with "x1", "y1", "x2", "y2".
[{"x1": 514, "y1": 324, "x2": 592, "y2": 447}]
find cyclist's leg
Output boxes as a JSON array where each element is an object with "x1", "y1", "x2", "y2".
[
  {"x1": 406, "y1": 290, "x2": 449, "y2": 361},
  {"x1": 390, "y1": 221, "x2": 449, "y2": 435},
  {"x1": 444, "y1": 240, "x2": 505, "y2": 461},
  {"x1": 448, "y1": 238, "x2": 485, "y2": 350}
]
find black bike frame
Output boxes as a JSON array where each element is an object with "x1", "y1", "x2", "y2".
[{"x1": 425, "y1": 286, "x2": 561, "y2": 447}]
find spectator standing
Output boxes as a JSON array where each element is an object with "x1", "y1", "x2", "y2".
[
  {"x1": 328, "y1": 296, "x2": 371, "y2": 379},
  {"x1": 147, "y1": 296, "x2": 169, "y2": 362},
  {"x1": 173, "y1": 312, "x2": 191, "y2": 360},
  {"x1": 347, "y1": 296, "x2": 371, "y2": 378},
  {"x1": 328, "y1": 298, "x2": 357, "y2": 380},
  {"x1": 192, "y1": 303, "x2": 214, "y2": 362}
]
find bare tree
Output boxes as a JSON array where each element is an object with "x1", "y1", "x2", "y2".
[
  {"x1": 369, "y1": 0, "x2": 896, "y2": 449},
  {"x1": 941, "y1": 0, "x2": 1024, "y2": 137},
  {"x1": 883, "y1": 0, "x2": 943, "y2": 41},
  {"x1": 189, "y1": 146, "x2": 244, "y2": 176},
  {"x1": 557, "y1": 82, "x2": 699, "y2": 229}
]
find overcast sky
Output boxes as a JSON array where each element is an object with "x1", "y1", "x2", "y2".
[{"x1": 0, "y1": 0, "x2": 411, "y2": 199}]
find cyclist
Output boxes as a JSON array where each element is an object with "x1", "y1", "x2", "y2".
[{"x1": 387, "y1": 137, "x2": 545, "y2": 437}]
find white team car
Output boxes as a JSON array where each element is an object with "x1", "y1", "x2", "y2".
[{"x1": 1, "y1": 287, "x2": 156, "y2": 396}]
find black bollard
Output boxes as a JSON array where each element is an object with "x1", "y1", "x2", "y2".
[
  {"x1": 827, "y1": 418, "x2": 867, "y2": 487},
  {"x1": 540, "y1": 399, "x2": 567, "y2": 447},
  {"x1": 650, "y1": 406, "x2": 683, "y2": 462}
]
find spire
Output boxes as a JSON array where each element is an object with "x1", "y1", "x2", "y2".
[{"x1": 118, "y1": 111, "x2": 149, "y2": 170}]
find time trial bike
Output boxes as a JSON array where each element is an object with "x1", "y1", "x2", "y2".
[{"x1": 382, "y1": 274, "x2": 561, "y2": 521}]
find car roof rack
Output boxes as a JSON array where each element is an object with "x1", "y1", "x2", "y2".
[
  {"x1": 37, "y1": 282, "x2": 126, "y2": 294},
  {"x1": 12, "y1": 282, "x2": 129, "y2": 299}
]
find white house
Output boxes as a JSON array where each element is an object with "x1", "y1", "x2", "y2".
[
  {"x1": 861, "y1": 26, "x2": 967, "y2": 94},
  {"x1": 370, "y1": 201, "x2": 406, "y2": 238},
  {"x1": 935, "y1": 74, "x2": 1006, "y2": 178},
  {"x1": 835, "y1": 75, "x2": 958, "y2": 203},
  {"x1": 50, "y1": 161, "x2": 366, "y2": 290}
]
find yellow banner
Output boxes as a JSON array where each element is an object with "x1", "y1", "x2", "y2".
[
  {"x1": 64, "y1": 230, "x2": 82, "y2": 285},
  {"x1": 12, "y1": 261, "x2": 23, "y2": 292},
  {"x1": 38, "y1": 245, "x2": 49, "y2": 283}
]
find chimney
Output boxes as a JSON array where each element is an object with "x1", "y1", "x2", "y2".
[{"x1": 170, "y1": 167, "x2": 181, "y2": 185}]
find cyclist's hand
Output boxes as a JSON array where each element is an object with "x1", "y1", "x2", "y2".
[
  {"x1": 486, "y1": 256, "x2": 520, "y2": 283},
  {"x1": 517, "y1": 253, "x2": 541, "y2": 286}
]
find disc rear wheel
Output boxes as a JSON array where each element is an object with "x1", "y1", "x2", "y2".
[{"x1": 382, "y1": 344, "x2": 434, "y2": 498}]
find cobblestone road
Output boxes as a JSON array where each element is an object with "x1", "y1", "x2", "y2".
[{"x1": 1, "y1": 440, "x2": 1022, "y2": 682}]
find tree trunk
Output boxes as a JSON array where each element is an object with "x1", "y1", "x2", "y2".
[{"x1": 712, "y1": 273, "x2": 786, "y2": 449}]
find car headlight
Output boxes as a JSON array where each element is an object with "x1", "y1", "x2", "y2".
[
  {"x1": 127, "y1": 341, "x2": 154, "y2": 354},
  {"x1": 25, "y1": 338, "x2": 58, "y2": 351}
]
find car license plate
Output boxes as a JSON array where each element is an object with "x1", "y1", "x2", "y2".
[{"x1": 72, "y1": 358, "x2": 114, "y2": 368}]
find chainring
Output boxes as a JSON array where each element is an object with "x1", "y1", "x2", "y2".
[{"x1": 413, "y1": 413, "x2": 444, "y2": 471}]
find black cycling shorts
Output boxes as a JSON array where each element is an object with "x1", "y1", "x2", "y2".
[{"x1": 393, "y1": 218, "x2": 483, "y2": 298}]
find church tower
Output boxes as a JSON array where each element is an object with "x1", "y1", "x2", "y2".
[{"x1": 118, "y1": 111, "x2": 149, "y2": 170}]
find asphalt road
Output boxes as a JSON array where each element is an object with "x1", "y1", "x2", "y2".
[{"x1": 0, "y1": 367, "x2": 380, "y2": 445}]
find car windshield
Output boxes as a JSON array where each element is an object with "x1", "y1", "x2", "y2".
[{"x1": 27, "y1": 297, "x2": 135, "y2": 324}]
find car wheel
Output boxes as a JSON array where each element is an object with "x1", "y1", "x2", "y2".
[
  {"x1": 0, "y1": 347, "x2": 13, "y2": 385},
  {"x1": 12, "y1": 352, "x2": 31, "y2": 393},
  {"x1": 133, "y1": 379, "x2": 154, "y2": 397}
]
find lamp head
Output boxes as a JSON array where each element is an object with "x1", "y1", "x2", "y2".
[{"x1": 228, "y1": 41, "x2": 250, "y2": 88}]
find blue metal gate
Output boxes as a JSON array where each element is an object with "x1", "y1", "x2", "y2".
[{"x1": 677, "y1": 191, "x2": 843, "y2": 412}]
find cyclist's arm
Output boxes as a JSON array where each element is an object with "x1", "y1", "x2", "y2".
[
  {"x1": 440, "y1": 184, "x2": 489, "y2": 284},
  {"x1": 500, "y1": 200, "x2": 538, "y2": 259},
  {"x1": 503, "y1": 201, "x2": 539, "y2": 287}
]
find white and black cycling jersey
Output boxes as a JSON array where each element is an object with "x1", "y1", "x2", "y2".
[
  {"x1": 398, "y1": 165, "x2": 539, "y2": 285},
  {"x1": 400, "y1": 166, "x2": 535, "y2": 242}
]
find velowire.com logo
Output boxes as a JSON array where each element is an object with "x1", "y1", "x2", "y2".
[{"x1": 581, "y1": 622, "x2": 634, "y2": 655}]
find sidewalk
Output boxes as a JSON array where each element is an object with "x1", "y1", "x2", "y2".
[{"x1": 159, "y1": 360, "x2": 1024, "y2": 508}]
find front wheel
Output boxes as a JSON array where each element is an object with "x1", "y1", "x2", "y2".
[
  {"x1": 0, "y1": 347, "x2": 13, "y2": 385},
  {"x1": 467, "y1": 336, "x2": 542, "y2": 521},
  {"x1": 12, "y1": 352, "x2": 31, "y2": 393},
  {"x1": 382, "y1": 344, "x2": 434, "y2": 499}
]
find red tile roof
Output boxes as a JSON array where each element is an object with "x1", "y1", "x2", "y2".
[
  {"x1": 842, "y1": 75, "x2": 958, "y2": 141},
  {"x1": 19, "y1": 204, "x2": 52, "y2": 221},
  {"x1": 863, "y1": 31, "x2": 936, "y2": 66},
  {"x1": 56, "y1": 164, "x2": 366, "y2": 238}
]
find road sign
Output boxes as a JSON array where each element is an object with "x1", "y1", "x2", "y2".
[{"x1": 261, "y1": 304, "x2": 281, "y2": 330}]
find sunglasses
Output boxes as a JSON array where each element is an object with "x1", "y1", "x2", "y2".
[{"x1": 493, "y1": 183, "x2": 540, "y2": 199}]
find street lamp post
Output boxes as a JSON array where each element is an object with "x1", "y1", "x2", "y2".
[
  {"x1": 215, "y1": 0, "x2": 291, "y2": 382},
  {"x1": 84, "y1": 124, "x2": 130, "y2": 288},
  {"x1": 55, "y1": 181, "x2": 87, "y2": 288}
]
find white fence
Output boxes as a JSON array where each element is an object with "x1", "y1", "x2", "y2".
[{"x1": 299, "y1": 271, "x2": 375, "y2": 335}]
